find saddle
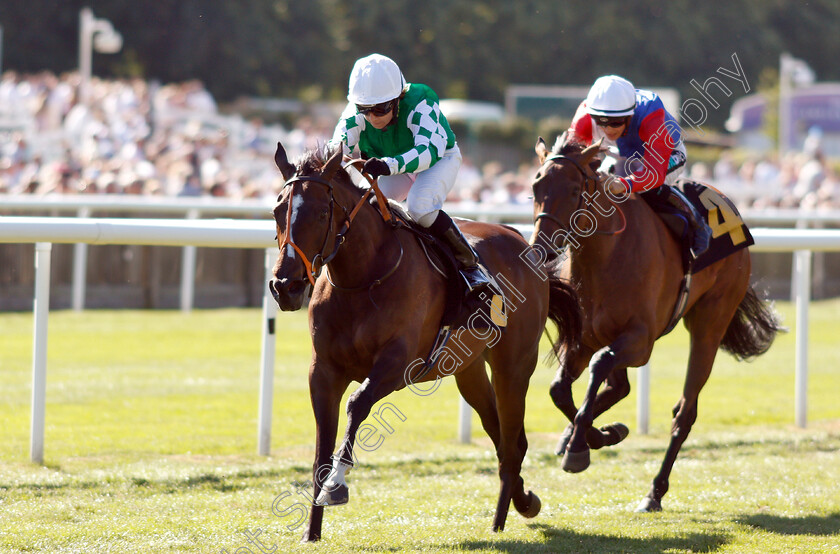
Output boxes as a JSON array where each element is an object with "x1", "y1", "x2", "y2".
[
  {"x1": 373, "y1": 197, "x2": 468, "y2": 328},
  {"x1": 645, "y1": 180, "x2": 754, "y2": 274},
  {"x1": 642, "y1": 180, "x2": 754, "y2": 336},
  {"x1": 371, "y1": 195, "x2": 515, "y2": 383},
  {"x1": 343, "y1": 159, "x2": 506, "y2": 340}
]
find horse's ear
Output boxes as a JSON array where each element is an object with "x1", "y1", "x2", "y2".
[
  {"x1": 274, "y1": 142, "x2": 296, "y2": 181},
  {"x1": 535, "y1": 137, "x2": 549, "y2": 163},
  {"x1": 580, "y1": 138, "x2": 603, "y2": 165},
  {"x1": 320, "y1": 147, "x2": 343, "y2": 181}
]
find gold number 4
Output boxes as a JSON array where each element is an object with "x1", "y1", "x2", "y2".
[{"x1": 698, "y1": 188, "x2": 747, "y2": 246}]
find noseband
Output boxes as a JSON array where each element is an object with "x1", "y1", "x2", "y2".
[{"x1": 279, "y1": 174, "x2": 359, "y2": 287}]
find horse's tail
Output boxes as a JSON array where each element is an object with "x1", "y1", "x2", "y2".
[
  {"x1": 545, "y1": 270, "x2": 582, "y2": 363},
  {"x1": 720, "y1": 284, "x2": 785, "y2": 361}
]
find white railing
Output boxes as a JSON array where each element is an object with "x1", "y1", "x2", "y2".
[
  {"x1": 0, "y1": 217, "x2": 277, "y2": 464},
  {"x1": 1, "y1": 216, "x2": 840, "y2": 463},
  {"x1": 4, "y1": 194, "x2": 840, "y2": 222},
  {"x1": 3, "y1": 196, "x2": 839, "y2": 312}
]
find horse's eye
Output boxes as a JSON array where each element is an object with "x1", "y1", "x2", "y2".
[{"x1": 319, "y1": 209, "x2": 328, "y2": 222}]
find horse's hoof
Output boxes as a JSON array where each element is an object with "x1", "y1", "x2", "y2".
[
  {"x1": 635, "y1": 496, "x2": 662, "y2": 513},
  {"x1": 555, "y1": 426, "x2": 573, "y2": 456},
  {"x1": 585, "y1": 422, "x2": 629, "y2": 450},
  {"x1": 314, "y1": 483, "x2": 348, "y2": 506},
  {"x1": 491, "y1": 516, "x2": 506, "y2": 532},
  {"x1": 601, "y1": 422, "x2": 629, "y2": 447},
  {"x1": 516, "y1": 491, "x2": 541, "y2": 518},
  {"x1": 562, "y1": 448, "x2": 590, "y2": 473}
]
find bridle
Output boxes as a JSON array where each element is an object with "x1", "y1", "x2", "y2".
[
  {"x1": 534, "y1": 153, "x2": 626, "y2": 237},
  {"x1": 278, "y1": 174, "x2": 343, "y2": 287},
  {"x1": 276, "y1": 162, "x2": 401, "y2": 291}
]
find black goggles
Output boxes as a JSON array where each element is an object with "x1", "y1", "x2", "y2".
[
  {"x1": 356, "y1": 100, "x2": 395, "y2": 117},
  {"x1": 593, "y1": 116, "x2": 628, "y2": 128}
]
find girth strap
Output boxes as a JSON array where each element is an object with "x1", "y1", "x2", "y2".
[{"x1": 660, "y1": 258, "x2": 694, "y2": 337}]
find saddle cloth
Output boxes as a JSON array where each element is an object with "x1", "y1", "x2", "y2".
[{"x1": 654, "y1": 180, "x2": 754, "y2": 273}]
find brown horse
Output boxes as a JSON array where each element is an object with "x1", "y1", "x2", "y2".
[
  {"x1": 268, "y1": 142, "x2": 581, "y2": 541},
  {"x1": 529, "y1": 138, "x2": 783, "y2": 512}
]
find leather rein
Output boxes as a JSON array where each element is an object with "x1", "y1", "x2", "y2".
[{"x1": 278, "y1": 160, "x2": 402, "y2": 292}]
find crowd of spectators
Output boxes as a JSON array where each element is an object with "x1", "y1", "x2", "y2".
[
  {"x1": 451, "y1": 141, "x2": 840, "y2": 212},
  {"x1": 2, "y1": 70, "x2": 838, "y2": 212},
  {"x1": 0, "y1": 70, "x2": 329, "y2": 200},
  {"x1": 688, "y1": 131, "x2": 840, "y2": 211}
]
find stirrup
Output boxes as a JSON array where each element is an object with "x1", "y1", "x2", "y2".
[
  {"x1": 460, "y1": 265, "x2": 493, "y2": 294},
  {"x1": 461, "y1": 266, "x2": 508, "y2": 329},
  {"x1": 690, "y1": 225, "x2": 711, "y2": 259}
]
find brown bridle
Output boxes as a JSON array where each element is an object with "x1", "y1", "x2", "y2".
[{"x1": 277, "y1": 159, "x2": 395, "y2": 288}]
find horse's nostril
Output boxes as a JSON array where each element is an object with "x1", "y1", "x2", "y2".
[
  {"x1": 287, "y1": 280, "x2": 306, "y2": 296},
  {"x1": 268, "y1": 278, "x2": 306, "y2": 300}
]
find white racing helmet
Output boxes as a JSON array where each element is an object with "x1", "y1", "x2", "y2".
[
  {"x1": 347, "y1": 53, "x2": 406, "y2": 105},
  {"x1": 585, "y1": 75, "x2": 637, "y2": 117}
]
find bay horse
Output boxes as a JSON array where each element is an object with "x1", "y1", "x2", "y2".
[
  {"x1": 268, "y1": 142, "x2": 581, "y2": 541},
  {"x1": 530, "y1": 138, "x2": 783, "y2": 512}
]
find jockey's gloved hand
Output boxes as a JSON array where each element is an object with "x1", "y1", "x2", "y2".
[
  {"x1": 363, "y1": 158, "x2": 390, "y2": 179},
  {"x1": 607, "y1": 177, "x2": 630, "y2": 196}
]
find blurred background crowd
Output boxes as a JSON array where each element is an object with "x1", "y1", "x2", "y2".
[
  {"x1": 0, "y1": 71, "x2": 329, "y2": 201},
  {"x1": 1, "y1": 70, "x2": 838, "y2": 211}
]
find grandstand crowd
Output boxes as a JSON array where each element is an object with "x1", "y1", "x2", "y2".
[{"x1": 1, "y1": 71, "x2": 838, "y2": 210}]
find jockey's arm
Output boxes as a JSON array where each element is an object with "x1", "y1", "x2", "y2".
[
  {"x1": 330, "y1": 104, "x2": 364, "y2": 156},
  {"x1": 621, "y1": 108, "x2": 673, "y2": 193},
  {"x1": 566, "y1": 102, "x2": 593, "y2": 145},
  {"x1": 382, "y1": 99, "x2": 446, "y2": 175}
]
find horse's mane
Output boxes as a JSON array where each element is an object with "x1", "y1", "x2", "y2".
[
  {"x1": 294, "y1": 146, "x2": 332, "y2": 176},
  {"x1": 294, "y1": 144, "x2": 367, "y2": 196},
  {"x1": 551, "y1": 136, "x2": 586, "y2": 157}
]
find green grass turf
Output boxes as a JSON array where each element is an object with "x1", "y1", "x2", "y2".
[{"x1": 0, "y1": 300, "x2": 838, "y2": 552}]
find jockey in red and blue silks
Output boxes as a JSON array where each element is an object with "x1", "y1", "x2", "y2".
[{"x1": 566, "y1": 75, "x2": 711, "y2": 258}]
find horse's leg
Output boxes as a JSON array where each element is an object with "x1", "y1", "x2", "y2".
[
  {"x1": 551, "y1": 356, "x2": 630, "y2": 455},
  {"x1": 548, "y1": 346, "x2": 590, "y2": 456},
  {"x1": 455, "y1": 358, "x2": 500, "y2": 445},
  {"x1": 317, "y1": 342, "x2": 409, "y2": 507},
  {"x1": 583, "y1": 368, "x2": 631, "y2": 451},
  {"x1": 636, "y1": 293, "x2": 738, "y2": 512},
  {"x1": 455, "y1": 358, "x2": 541, "y2": 522},
  {"x1": 563, "y1": 329, "x2": 649, "y2": 473},
  {"x1": 302, "y1": 361, "x2": 349, "y2": 542},
  {"x1": 486, "y1": 346, "x2": 539, "y2": 532},
  {"x1": 635, "y1": 338, "x2": 715, "y2": 512}
]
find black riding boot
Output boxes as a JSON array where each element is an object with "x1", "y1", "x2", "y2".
[
  {"x1": 645, "y1": 185, "x2": 712, "y2": 259},
  {"x1": 667, "y1": 186, "x2": 712, "y2": 258},
  {"x1": 427, "y1": 211, "x2": 493, "y2": 294}
]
